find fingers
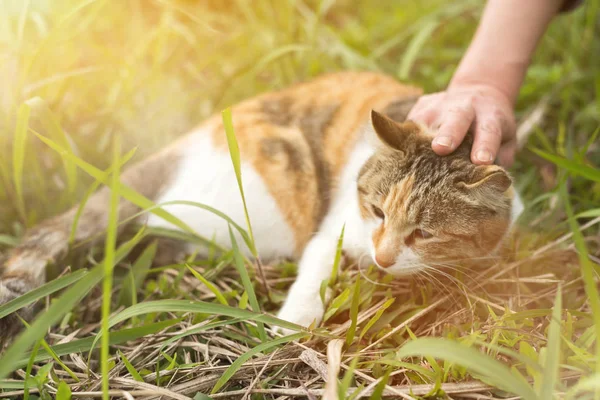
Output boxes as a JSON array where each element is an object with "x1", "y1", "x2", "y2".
[
  {"x1": 407, "y1": 87, "x2": 517, "y2": 165},
  {"x1": 407, "y1": 96, "x2": 439, "y2": 126},
  {"x1": 496, "y1": 139, "x2": 517, "y2": 167},
  {"x1": 432, "y1": 100, "x2": 475, "y2": 156},
  {"x1": 471, "y1": 109, "x2": 516, "y2": 165},
  {"x1": 471, "y1": 117, "x2": 503, "y2": 165}
]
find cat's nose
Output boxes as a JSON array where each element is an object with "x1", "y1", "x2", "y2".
[{"x1": 375, "y1": 255, "x2": 394, "y2": 268}]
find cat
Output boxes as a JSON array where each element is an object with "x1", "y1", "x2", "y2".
[{"x1": 0, "y1": 71, "x2": 523, "y2": 338}]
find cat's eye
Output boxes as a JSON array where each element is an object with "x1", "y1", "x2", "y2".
[
  {"x1": 413, "y1": 229, "x2": 433, "y2": 240},
  {"x1": 405, "y1": 228, "x2": 434, "y2": 246},
  {"x1": 371, "y1": 205, "x2": 385, "y2": 220}
]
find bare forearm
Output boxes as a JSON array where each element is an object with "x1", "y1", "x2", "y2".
[{"x1": 451, "y1": 0, "x2": 564, "y2": 105}]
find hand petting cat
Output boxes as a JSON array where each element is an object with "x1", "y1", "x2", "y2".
[
  {"x1": 407, "y1": 84, "x2": 516, "y2": 167},
  {"x1": 408, "y1": 0, "x2": 576, "y2": 167}
]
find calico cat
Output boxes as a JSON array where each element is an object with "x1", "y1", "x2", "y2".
[{"x1": 0, "y1": 71, "x2": 523, "y2": 337}]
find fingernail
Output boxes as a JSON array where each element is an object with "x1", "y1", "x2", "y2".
[
  {"x1": 434, "y1": 136, "x2": 453, "y2": 148},
  {"x1": 476, "y1": 149, "x2": 493, "y2": 162}
]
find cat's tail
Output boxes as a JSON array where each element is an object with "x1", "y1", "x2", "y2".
[{"x1": 0, "y1": 144, "x2": 182, "y2": 338}]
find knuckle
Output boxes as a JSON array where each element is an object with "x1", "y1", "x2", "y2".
[
  {"x1": 446, "y1": 104, "x2": 471, "y2": 116},
  {"x1": 418, "y1": 93, "x2": 440, "y2": 104},
  {"x1": 479, "y1": 120, "x2": 502, "y2": 138},
  {"x1": 439, "y1": 123, "x2": 465, "y2": 138},
  {"x1": 491, "y1": 107, "x2": 507, "y2": 120},
  {"x1": 408, "y1": 109, "x2": 427, "y2": 121}
]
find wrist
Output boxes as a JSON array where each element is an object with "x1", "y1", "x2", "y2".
[
  {"x1": 449, "y1": 62, "x2": 527, "y2": 106},
  {"x1": 448, "y1": 0, "x2": 563, "y2": 106}
]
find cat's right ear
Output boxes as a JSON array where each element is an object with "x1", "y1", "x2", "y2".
[{"x1": 370, "y1": 110, "x2": 419, "y2": 151}]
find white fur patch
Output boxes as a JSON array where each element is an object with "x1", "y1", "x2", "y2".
[
  {"x1": 277, "y1": 137, "x2": 376, "y2": 328},
  {"x1": 146, "y1": 128, "x2": 296, "y2": 260},
  {"x1": 511, "y1": 189, "x2": 525, "y2": 224}
]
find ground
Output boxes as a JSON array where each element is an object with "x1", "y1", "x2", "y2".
[{"x1": 0, "y1": 0, "x2": 599, "y2": 399}]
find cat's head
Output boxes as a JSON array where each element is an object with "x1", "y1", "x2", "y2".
[{"x1": 357, "y1": 110, "x2": 513, "y2": 276}]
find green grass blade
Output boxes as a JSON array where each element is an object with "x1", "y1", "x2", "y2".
[
  {"x1": 0, "y1": 263, "x2": 104, "y2": 379},
  {"x1": 101, "y1": 135, "x2": 121, "y2": 400},
  {"x1": 25, "y1": 97, "x2": 78, "y2": 197},
  {"x1": 186, "y1": 265, "x2": 228, "y2": 306},
  {"x1": 18, "y1": 319, "x2": 81, "y2": 383},
  {"x1": 560, "y1": 180, "x2": 600, "y2": 380},
  {"x1": 87, "y1": 299, "x2": 307, "y2": 354},
  {"x1": 158, "y1": 318, "x2": 248, "y2": 354},
  {"x1": 0, "y1": 235, "x2": 19, "y2": 247},
  {"x1": 370, "y1": 368, "x2": 392, "y2": 400},
  {"x1": 340, "y1": 356, "x2": 359, "y2": 399},
  {"x1": 107, "y1": 300, "x2": 304, "y2": 333},
  {"x1": 330, "y1": 224, "x2": 345, "y2": 284},
  {"x1": 56, "y1": 381, "x2": 72, "y2": 400},
  {"x1": 345, "y1": 277, "x2": 360, "y2": 347},
  {"x1": 228, "y1": 225, "x2": 266, "y2": 341},
  {"x1": 0, "y1": 380, "x2": 26, "y2": 389},
  {"x1": 398, "y1": 18, "x2": 438, "y2": 80},
  {"x1": 473, "y1": 340, "x2": 544, "y2": 373},
  {"x1": 249, "y1": 44, "x2": 310, "y2": 76},
  {"x1": 566, "y1": 373, "x2": 600, "y2": 400},
  {"x1": 37, "y1": 337, "x2": 80, "y2": 382},
  {"x1": 125, "y1": 200, "x2": 252, "y2": 251},
  {"x1": 575, "y1": 209, "x2": 600, "y2": 219},
  {"x1": 324, "y1": 287, "x2": 350, "y2": 321},
  {"x1": 118, "y1": 350, "x2": 144, "y2": 382},
  {"x1": 210, "y1": 332, "x2": 307, "y2": 394},
  {"x1": 15, "y1": 319, "x2": 180, "y2": 369},
  {"x1": 117, "y1": 241, "x2": 157, "y2": 307},
  {"x1": 12, "y1": 103, "x2": 31, "y2": 221},
  {"x1": 69, "y1": 147, "x2": 137, "y2": 245},
  {"x1": 581, "y1": 126, "x2": 600, "y2": 155},
  {"x1": 396, "y1": 338, "x2": 538, "y2": 400},
  {"x1": 0, "y1": 228, "x2": 146, "y2": 379},
  {"x1": 221, "y1": 108, "x2": 257, "y2": 255},
  {"x1": 31, "y1": 129, "x2": 198, "y2": 236},
  {"x1": 23, "y1": 340, "x2": 41, "y2": 400},
  {"x1": 540, "y1": 286, "x2": 562, "y2": 400},
  {"x1": 0, "y1": 269, "x2": 88, "y2": 319},
  {"x1": 366, "y1": 359, "x2": 436, "y2": 378},
  {"x1": 238, "y1": 291, "x2": 249, "y2": 309},
  {"x1": 359, "y1": 298, "x2": 395, "y2": 340},
  {"x1": 533, "y1": 149, "x2": 600, "y2": 182}
]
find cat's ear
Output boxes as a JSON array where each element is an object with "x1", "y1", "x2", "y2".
[
  {"x1": 461, "y1": 165, "x2": 512, "y2": 193},
  {"x1": 370, "y1": 110, "x2": 419, "y2": 151}
]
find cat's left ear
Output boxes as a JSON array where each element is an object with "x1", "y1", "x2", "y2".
[
  {"x1": 461, "y1": 165, "x2": 512, "y2": 193},
  {"x1": 370, "y1": 110, "x2": 419, "y2": 151}
]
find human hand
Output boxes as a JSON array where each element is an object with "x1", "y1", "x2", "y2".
[{"x1": 407, "y1": 84, "x2": 517, "y2": 167}]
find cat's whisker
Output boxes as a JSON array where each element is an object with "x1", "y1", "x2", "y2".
[
  {"x1": 420, "y1": 266, "x2": 469, "y2": 310},
  {"x1": 429, "y1": 254, "x2": 503, "y2": 265},
  {"x1": 425, "y1": 266, "x2": 470, "y2": 294},
  {"x1": 423, "y1": 262, "x2": 493, "y2": 298},
  {"x1": 357, "y1": 256, "x2": 395, "y2": 288},
  {"x1": 419, "y1": 268, "x2": 458, "y2": 303}
]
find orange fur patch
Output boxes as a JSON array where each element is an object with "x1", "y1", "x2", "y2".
[{"x1": 205, "y1": 72, "x2": 422, "y2": 253}]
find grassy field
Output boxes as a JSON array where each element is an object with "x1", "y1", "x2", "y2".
[{"x1": 0, "y1": 0, "x2": 599, "y2": 398}]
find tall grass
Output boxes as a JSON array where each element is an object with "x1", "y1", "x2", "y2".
[{"x1": 0, "y1": 0, "x2": 599, "y2": 398}]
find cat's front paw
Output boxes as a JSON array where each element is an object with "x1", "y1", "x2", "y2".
[{"x1": 276, "y1": 293, "x2": 325, "y2": 334}]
